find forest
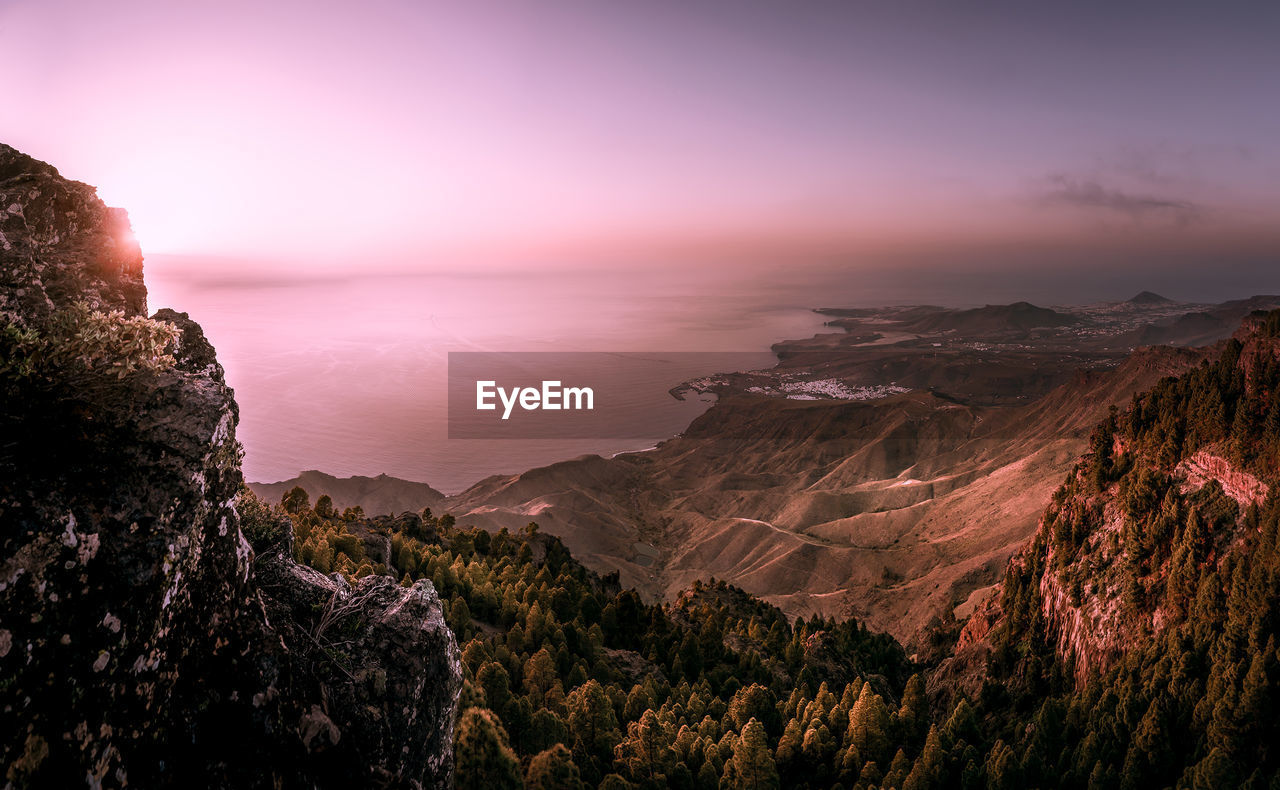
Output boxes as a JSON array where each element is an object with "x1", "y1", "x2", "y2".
[{"x1": 243, "y1": 310, "x2": 1280, "y2": 789}]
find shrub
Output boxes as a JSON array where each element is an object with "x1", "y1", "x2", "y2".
[
  {"x1": 1, "y1": 302, "x2": 179, "y2": 384},
  {"x1": 237, "y1": 485, "x2": 292, "y2": 553}
]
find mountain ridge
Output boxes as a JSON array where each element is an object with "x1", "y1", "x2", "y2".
[{"x1": 253, "y1": 336, "x2": 1211, "y2": 647}]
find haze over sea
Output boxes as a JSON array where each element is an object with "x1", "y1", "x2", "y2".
[{"x1": 146, "y1": 257, "x2": 1257, "y2": 493}]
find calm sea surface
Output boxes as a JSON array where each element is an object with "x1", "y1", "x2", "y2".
[{"x1": 147, "y1": 261, "x2": 845, "y2": 492}]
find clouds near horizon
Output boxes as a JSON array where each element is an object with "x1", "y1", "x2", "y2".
[{"x1": 1037, "y1": 175, "x2": 1202, "y2": 227}]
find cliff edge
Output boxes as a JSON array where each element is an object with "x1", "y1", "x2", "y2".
[{"x1": 0, "y1": 143, "x2": 460, "y2": 789}]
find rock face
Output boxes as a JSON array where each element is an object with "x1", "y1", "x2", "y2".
[
  {"x1": 1034, "y1": 504, "x2": 1130, "y2": 684},
  {"x1": 0, "y1": 145, "x2": 460, "y2": 788},
  {"x1": 1176, "y1": 450, "x2": 1269, "y2": 508},
  {"x1": 256, "y1": 559, "x2": 462, "y2": 786},
  {"x1": 0, "y1": 144, "x2": 145, "y2": 324},
  {"x1": 1028, "y1": 443, "x2": 1271, "y2": 685}
]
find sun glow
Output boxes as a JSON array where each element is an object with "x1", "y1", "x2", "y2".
[
  {"x1": 93, "y1": 145, "x2": 239, "y2": 256},
  {"x1": 3, "y1": 0, "x2": 1278, "y2": 273}
]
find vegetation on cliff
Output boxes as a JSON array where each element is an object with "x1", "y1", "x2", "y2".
[{"x1": 974, "y1": 309, "x2": 1280, "y2": 788}]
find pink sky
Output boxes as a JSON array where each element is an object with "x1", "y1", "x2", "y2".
[{"x1": 4, "y1": 0, "x2": 1279, "y2": 275}]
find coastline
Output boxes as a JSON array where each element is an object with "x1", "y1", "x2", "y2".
[{"x1": 247, "y1": 301, "x2": 830, "y2": 494}]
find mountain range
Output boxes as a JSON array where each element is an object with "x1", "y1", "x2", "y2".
[{"x1": 252, "y1": 290, "x2": 1279, "y2": 649}]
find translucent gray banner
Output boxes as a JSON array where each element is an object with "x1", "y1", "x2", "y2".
[{"x1": 447, "y1": 351, "x2": 777, "y2": 439}]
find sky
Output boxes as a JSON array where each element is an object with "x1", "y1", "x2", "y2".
[{"x1": 3, "y1": 0, "x2": 1279, "y2": 281}]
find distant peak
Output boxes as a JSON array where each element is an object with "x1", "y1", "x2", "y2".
[
  {"x1": 1126, "y1": 291, "x2": 1176, "y2": 305},
  {"x1": 973, "y1": 301, "x2": 1044, "y2": 312}
]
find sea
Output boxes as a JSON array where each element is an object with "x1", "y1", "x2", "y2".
[
  {"x1": 147, "y1": 261, "x2": 857, "y2": 492},
  {"x1": 144, "y1": 257, "x2": 1159, "y2": 493}
]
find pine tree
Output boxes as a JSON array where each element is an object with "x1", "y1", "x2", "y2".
[
  {"x1": 858, "y1": 760, "x2": 883, "y2": 787},
  {"x1": 616, "y1": 709, "x2": 675, "y2": 785},
  {"x1": 898, "y1": 674, "x2": 929, "y2": 749},
  {"x1": 696, "y1": 758, "x2": 720, "y2": 790},
  {"x1": 845, "y1": 684, "x2": 891, "y2": 766},
  {"x1": 800, "y1": 720, "x2": 836, "y2": 785},
  {"x1": 984, "y1": 740, "x2": 1022, "y2": 790},
  {"x1": 903, "y1": 726, "x2": 944, "y2": 790},
  {"x1": 314, "y1": 493, "x2": 335, "y2": 518},
  {"x1": 454, "y1": 708, "x2": 522, "y2": 790},
  {"x1": 568, "y1": 679, "x2": 621, "y2": 765},
  {"x1": 523, "y1": 647, "x2": 559, "y2": 705},
  {"x1": 1188, "y1": 747, "x2": 1237, "y2": 788},
  {"x1": 449, "y1": 596, "x2": 473, "y2": 640},
  {"x1": 725, "y1": 719, "x2": 779, "y2": 790},
  {"x1": 729, "y1": 684, "x2": 780, "y2": 737},
  {"x1": 884, "y1": 747, "x2": 911, "y2": 788},
  {"x1": 281, "y1": 485, "x2": 310, "y2": 514},
  {"x1": 527, "y1": 743, "x2": 587, "y2": 790},
  {"x1": 943, "y1": 699, "x2": 979, "y2": 746},
  {"x1": 774, "y1": 717, "x2": 804, "y2": 786}
]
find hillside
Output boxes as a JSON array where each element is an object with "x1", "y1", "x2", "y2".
[
  {"x1": 935, "y1": 309, "x2": 1280, "y2": 786},
  {"x1": 1124, "y1": 290, "x2": 1177, "y2": 306},
  {"x1": 246, "y1": 289, "x2": 1280, "y2": 654},
  {"x1": 898, "y1": 301, "x2": 1075, "y2": 334},
  {"x1": 265, "y1": 286, "x2": 1280, "y2": 649},
  {"x1": 462, "y1": 347, "x2": 1198, "y2": 644},
  {"x1": 259, "y1": 340, "x2": 1200, "y2": 648},
  {"x1": 270, "y1": 309, "x2": 1280, "y2": 789}
]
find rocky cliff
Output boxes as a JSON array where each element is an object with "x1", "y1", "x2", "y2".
[
  {"x1": 0, "y1": 144, "x2": 460, "y2": 789},
  {"x1": 0, "y1": 146, "x2": 144, "y2": 324}
]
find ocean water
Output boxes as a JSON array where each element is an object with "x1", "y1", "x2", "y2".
[{"x1": 146, "y1": 261, "x2": 838, "y2": 493}]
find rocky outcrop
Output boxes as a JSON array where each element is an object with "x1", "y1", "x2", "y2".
[
  {"x1": 926, "y1": 592, "x2": 998, "y2": 708},
  {"x1": 1035, "y1": 502, "x2": 1130, "y2": 685},
  {"x1": 256, "y1": 558, "x2": 461, "y2": 787},
  {"x1": 0, "y1": 145, "x2": 460, "y2": 788},
  {"x1": 0, "y1": 144, "x2": 145, "y2": 324},
  {"x1": 1176, "y1": 450, "x2": 1269, "y2": 509}
]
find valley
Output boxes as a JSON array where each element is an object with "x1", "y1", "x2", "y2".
[{"x1": 253, "y1": 291, "x2": 1278, "y2": 648}]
